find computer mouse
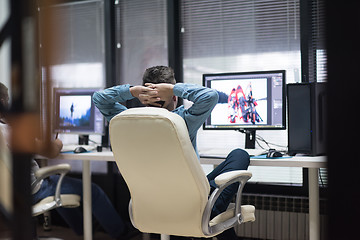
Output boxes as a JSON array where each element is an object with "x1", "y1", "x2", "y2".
[
  {"x1": 266, "y1": 150, "x2": 283, "y2": 158},
  {"x1": 74, "y1": 146, "x2": 87, "y2": 154}
]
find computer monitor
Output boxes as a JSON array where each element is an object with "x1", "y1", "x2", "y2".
[
  {"x1": 202, "y1": 70, "x2": 286, "y2": 149},
  {"x1": 53, "y1": 88, "x2": 104, "y2": 140}
]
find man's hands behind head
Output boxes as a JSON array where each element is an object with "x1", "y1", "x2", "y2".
[
  {"x1": 145, "y1": 83, "x2": 174, "y2": 102},
  {"x1": 130, "y1": 83, "x2": 174, "y2": 107},
  {"x1": 130, "y1": 85, "x2": 160, "y2": 106}
]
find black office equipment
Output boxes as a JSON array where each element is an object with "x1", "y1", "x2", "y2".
[
  {"x1": 53, "y1": 88, "x2": 105, "y2": 144},
  {"x1": 287, "y1": 82, "x2": 327, "y2": 156}
]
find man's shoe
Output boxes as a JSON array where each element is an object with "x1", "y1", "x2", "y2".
[
  {"x1": 215, "y1": 228, "x2": 238, "y2": 240},
  {"x1": 117, "y1": 222, "x2": 141, "y2": 240}
]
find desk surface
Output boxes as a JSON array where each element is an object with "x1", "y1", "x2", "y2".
[
  {"x1": 56, "y1": 150, "x2": 114, "y2": 161},
  {"x1": 199, "y1": 148, "x2": 326, "y2": 168},
  {"x1": 200, "y1": 155, "x2": 326, "y2": 168},
  {"x1": 54, "y1": 149, "x2": 327, "y2": 169}
]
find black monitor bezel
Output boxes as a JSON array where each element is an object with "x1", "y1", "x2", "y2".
[
  {"x1": 53, "y1": 88, "x2": 103, "y2": 135},
  {"x1": 202, "y1": 70, "x2": 286, "y2": 131}
]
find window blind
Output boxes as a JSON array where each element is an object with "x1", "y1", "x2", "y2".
[
  {"x1": 181, "y1": 0, "x2": 300, "y2": 58},
  {"x1": 39, "y1": 0, "x2": 105, "y2": 65},
  {"x1": 39, "y1": 0, "x2": 105, "y2": 87},
  {"x1": 312, "y1": 0, "x2": 327, "y2": 82},
  {"x1": 115, "y1": 0, "x2": 168, "y2": 86},
  {"x1": 181, "y1": 0, "x2": 302, "y2": 184}
]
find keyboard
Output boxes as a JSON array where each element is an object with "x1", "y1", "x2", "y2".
[{"x1": 61, "y1": 144, "x2": 96, "y2": 153}]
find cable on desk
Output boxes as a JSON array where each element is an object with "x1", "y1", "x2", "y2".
[{"x1": 238, "y1": 129, "x2": 288, "y2": 154}]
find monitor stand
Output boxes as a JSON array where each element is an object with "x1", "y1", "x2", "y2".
[
  {"x1": 244, "y1": 130, "x2": 256, "y2": 149},
  {"x1": 78, "y1": 135, "x2": 89, "y2": 145}
]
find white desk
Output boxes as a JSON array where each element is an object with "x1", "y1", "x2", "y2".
[
  {"x1": 54, "y1": 149, "x2": 326, "y2": 240},
  {"x1": 200, "y1": 152, "x2": 326, "y2": 240}
]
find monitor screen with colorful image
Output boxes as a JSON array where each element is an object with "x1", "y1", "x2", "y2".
[{"x1": 203, "y1": 70, "x2": 286, "y2": 131}]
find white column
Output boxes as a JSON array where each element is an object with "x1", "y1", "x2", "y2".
[
  {"x1": 308, "y1": 168, "x2": 320, "y2": 240},
  {"x1": 83, "y1": 161, "x2": 92, "y2": 240},
  {"x1": 160, "y1": 234, "x2": 170, "y2": 240}
]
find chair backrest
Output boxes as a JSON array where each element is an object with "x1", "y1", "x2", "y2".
[{"x1": 109, "y1": 107, "x2": 210, "y2": 237}]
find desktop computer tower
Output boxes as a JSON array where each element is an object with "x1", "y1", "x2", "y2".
[{"x1": 287, "y1": 82, "x2": 327, "y2": 156}]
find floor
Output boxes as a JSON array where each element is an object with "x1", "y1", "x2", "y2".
[
  {"x1": 1, "y1": 224, "x2": 160, "y2": 240},
  {"x1": 35, "y1": 225, "x2": 223, "y2": 240},
  {"x1": 36, "y1": 224, "x2": 146, "y2": 240},
  {"x1": 1, "y1": 220, "x2": 224, "y2": 240}
]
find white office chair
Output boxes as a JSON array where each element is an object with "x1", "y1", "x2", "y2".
[
  {"x1": 32, "y1": 163, "x2": 80, "y2": 240},
  {"x1": 109, "y1": 107, "x2": 255, "y2": 239}
]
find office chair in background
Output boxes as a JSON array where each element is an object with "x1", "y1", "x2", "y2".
[
  {"x1": 32, "y1": 163, "x2": 80, "y2": 240},
  {"x1": 109, "y1": 107, "x2": 255, "y2": 240}
]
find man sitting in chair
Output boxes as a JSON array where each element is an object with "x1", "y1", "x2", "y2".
[{"x1": 93, "y1": 66, "x2": 250, "y2": 240}]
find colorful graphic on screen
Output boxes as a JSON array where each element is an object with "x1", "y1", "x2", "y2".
[{"x1": 211, "y1": 78, "x2": 268, "y2": 125}]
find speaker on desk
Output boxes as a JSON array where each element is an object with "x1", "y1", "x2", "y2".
[{"x1": 287, "y1": 82, "x2": 327, "y2": 156}]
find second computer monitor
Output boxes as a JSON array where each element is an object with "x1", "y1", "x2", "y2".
[
  {"x1": 53, "y1": 88, "x2": 104, "y2": 136},
  {"x1": 203, "y1": 70, "x2": 286, "y2": 131}
]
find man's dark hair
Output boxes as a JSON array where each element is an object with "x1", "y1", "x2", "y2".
[
  {"x1": 142, "y1": 66, "x2": 176, "y2": 85},
  {"x1": 0, "y1": 82, "x2": 8, "y2": 114},
  {"x1": 0, "y1": 83, "x2": 7, "y2": 96}
]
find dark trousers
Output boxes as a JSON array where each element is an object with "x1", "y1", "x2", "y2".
[
  {"x1": 206, "y1": 148, "x2": 250, "y2": 218},
  {"x1": 33, "y1": 175, "x2": 125, "y2": 238}
]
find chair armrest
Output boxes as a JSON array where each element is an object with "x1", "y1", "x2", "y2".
[
  {"x1": 202, "y1": 170, "x2": 253, "y2": 236},
  {"x1": 35, "y1": 163, "x2": 71, "y2": 179},
  {"x1": 32, "y1": 163, "x2": 71, "y2": 207},
  {"x1": 214, "y1": 170, "x2": 252, "y2": 186}
]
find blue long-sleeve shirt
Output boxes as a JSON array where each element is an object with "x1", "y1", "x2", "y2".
[{"x1": 92, "y1": 83, "x2": 218, "y2": 155}]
